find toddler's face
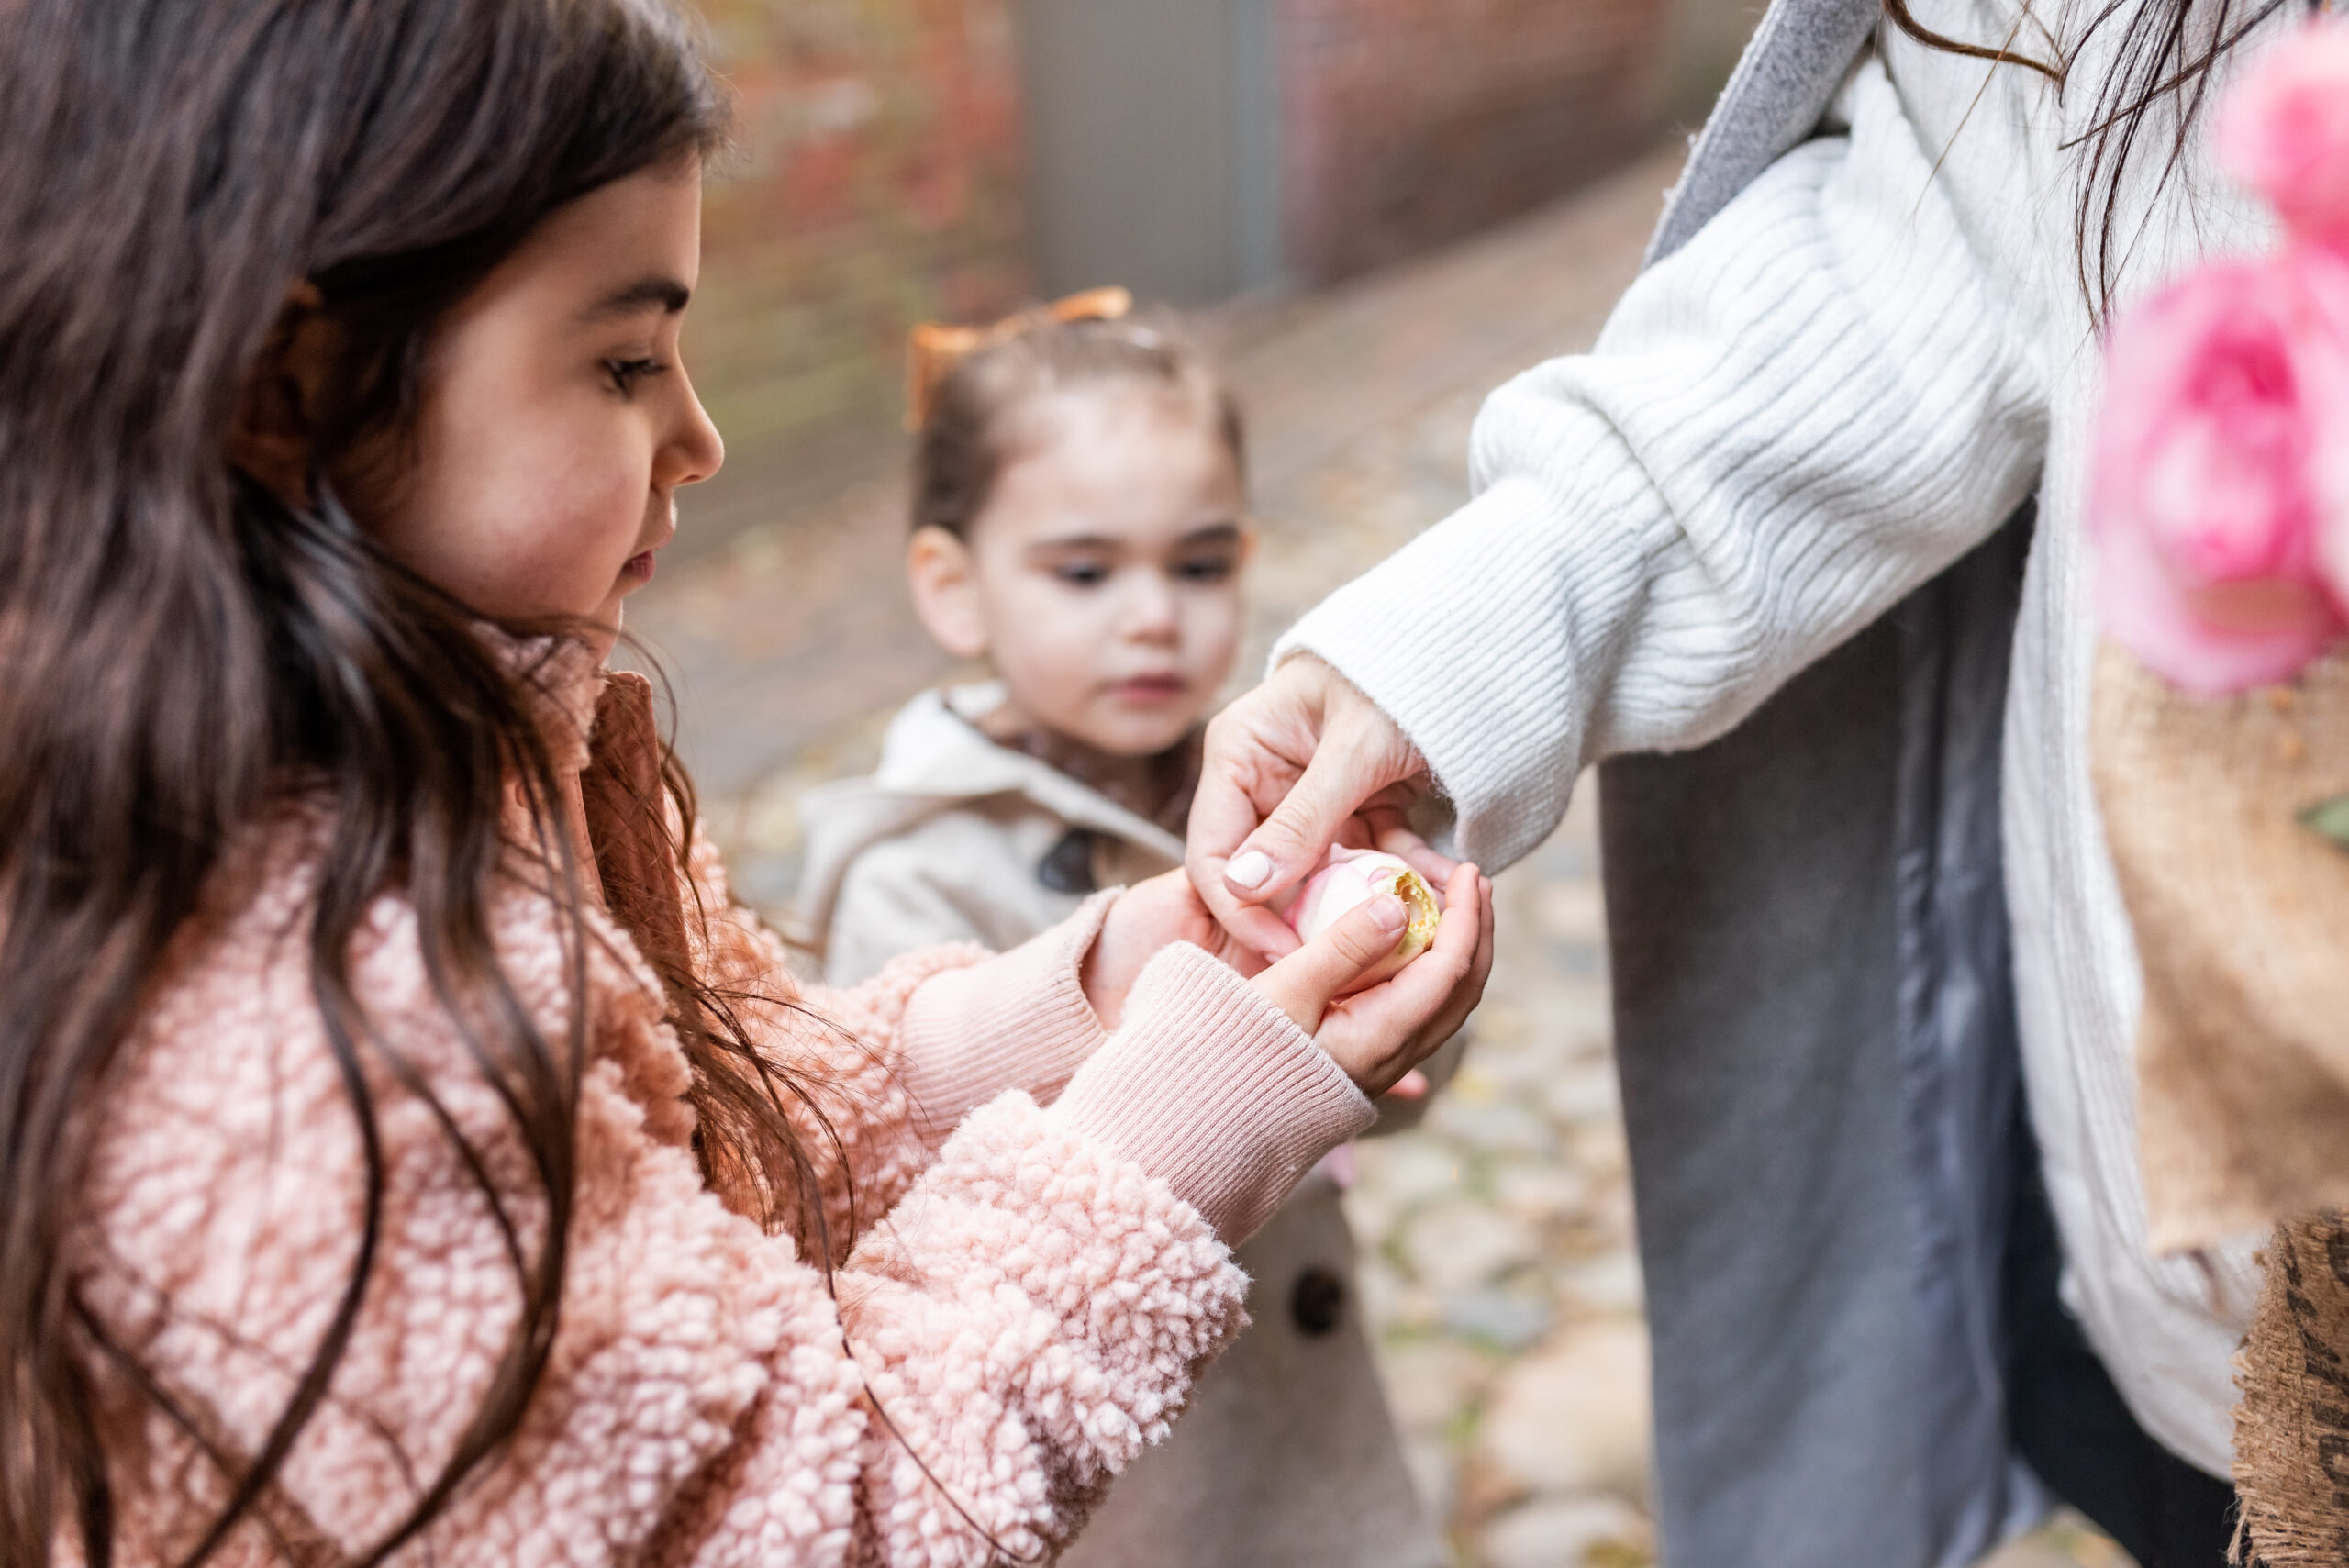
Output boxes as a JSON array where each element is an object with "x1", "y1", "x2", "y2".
[
  {"x1": 347, "y1": 161, "x2": 723, "y2": 656},
  {"x1": 917, "y1": 385, "x2": 1250, "y2": 757}
]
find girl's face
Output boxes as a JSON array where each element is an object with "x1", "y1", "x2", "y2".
[
  {"x1": 352, "y1": 161, "x2": 723, "y2": 655},
  {"x1": 909, "y1": 384, "x2": 1252, "y2": 758}
]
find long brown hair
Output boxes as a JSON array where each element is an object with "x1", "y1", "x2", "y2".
[
  {"x1": 1880, "y1": 0, "x2": 2310, "y2": 316},
  {"x1": 0, "y1": 2, "x2": 827, "y2": 1562}
]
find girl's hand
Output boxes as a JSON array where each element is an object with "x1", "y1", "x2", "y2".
[
  {"x1": 1082, "y1": 869, "x2": 1266, "y2": 1029},
  {"x1": 1082, "y1": 862, "x2": 1493, "y2": 1098},
  {"x1": 1252, "y1": 862, "x2": 1492, "y2": 1096}
]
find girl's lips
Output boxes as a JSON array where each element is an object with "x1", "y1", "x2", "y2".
[
  {"x1": 1110, "y1": 674, "x2": 1186, "y2": 702},
  {"x1": 621, "y1": 550, "x2": 657, "y2": 584}
]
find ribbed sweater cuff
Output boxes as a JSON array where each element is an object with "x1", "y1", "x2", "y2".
[
  {"x1": 896, "y1": 891, "x2": 1115, "y2": 1146},
  {"x1": 1274, "y1": 472, "x2": 1605, "y2": 873},
  {"x1": 1052, "y1": 942, "x2": 1375, "y2": 1244}
]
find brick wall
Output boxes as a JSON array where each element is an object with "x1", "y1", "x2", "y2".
[
  {"x1": 686, "y1": 0, "x2": 1030, "y2": 470},
  {"x1": 1279, "y1": 0, "x2": 1671, "y2": 282},
  {"x1": 675, "y1": 0, "x2": 1678, "y2": 534}
]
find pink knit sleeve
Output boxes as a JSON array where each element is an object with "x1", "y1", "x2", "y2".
[
  {"x1": 688, "y1": 817, "x2": 1113, "y2": 1131},
  {"x1": 681, "y1": 823, "x2": 1114, "y2": 1243},
  {"x1": 851, "y1": 891, "x2": 1113, "y2": 1147},
  {"x1": 691, "y1": 943, "x2": 1375, "y2": 1567}
]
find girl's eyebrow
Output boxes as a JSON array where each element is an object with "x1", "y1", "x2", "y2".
[
  {"x1": 1025, "y1": 533, "x2": 1123, "y2": 554},
  {"x1": 578, "y1": 275, "x2": 691, "y2": 322},
  {"x1": 1024, "y1": 520, "x2": 1242, "y2": 555}
]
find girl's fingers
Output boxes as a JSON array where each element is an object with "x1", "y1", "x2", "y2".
[
  {"x1": 1399, "y1": 877, "x2": 1494, "y2": 1047},
  {"x1": 1252, "y1": 890, "x2": 1412, "y2": 1033},
  {"x1": 1342, "y1": 865, "x2": 1479, "y2": 1020},
  {"x1": 1412, "y1": 872, "x2": 1495, "y2": 1047},
  {"x1": 1313, "y1": 863, "x2": 1489, "y2": 1092},
  {"x1": 1399, "y1": 863, "x2": 1485, "y2": 1015},
  {"x1": 1381, "y1": 1068, "x2": 1431, "y2": 1102}
]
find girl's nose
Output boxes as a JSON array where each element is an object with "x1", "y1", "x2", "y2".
[
  {"x1": 1121, "y1": 573, "x2": 1181, "y2": 642},
  {"x1": 661, "y1": 370, "x2": 725, "y2": 490}
]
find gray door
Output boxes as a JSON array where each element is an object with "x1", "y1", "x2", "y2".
[{"x1": 1013, "y1": 0, "x2": 1282, "y2": 305}]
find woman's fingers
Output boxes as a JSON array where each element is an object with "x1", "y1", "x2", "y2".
[
  {"x1": 1186, "y1": 656, "x2": 1429, "y2": 956},
  {"x1": 1186, "y1": 684, "x2": 1317, "y2": 958},
  {"x1": 1252, "y1": 889, "x2": 1412, "y2": 1033},
  {"x1": 1225, "y1": 740, "x2": 1397, "y2": 904},
  {"x1": 1369, "y1": 818, "x2": 1460, "y2": 890}
]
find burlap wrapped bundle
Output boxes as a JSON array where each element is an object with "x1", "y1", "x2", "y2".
[
  {"x1": 2092, "y1": 642, "x2": 2349, "y2": 1563},
  {"x1": 2090, "y1": 642, "x2": 2349, "y2": 1251},
  {"x1": 2231, "y1": 1217, "x2": 2349, "y2": 1566}
]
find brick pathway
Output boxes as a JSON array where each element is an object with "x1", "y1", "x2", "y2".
[{"x1": 630, "y1": 145, "x2": 2125, "y2": 1568}]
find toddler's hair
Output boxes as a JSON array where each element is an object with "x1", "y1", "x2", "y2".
[{"x1": 913, "y1": 315, "x2": 1246, "y2": 539}]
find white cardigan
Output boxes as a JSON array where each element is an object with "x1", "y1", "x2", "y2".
[{"x1": 1279, "y1": 4, "x2": 2277, "y2": 1475}]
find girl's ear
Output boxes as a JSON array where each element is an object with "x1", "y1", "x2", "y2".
[
  {"x1": 907, "y1": 525, "x2": 990, "y2": 660},
  {"x1": 228, "y1": 283, "x2": 340, "y2": 506}
]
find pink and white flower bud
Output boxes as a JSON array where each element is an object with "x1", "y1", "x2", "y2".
[
  {"x1": 2089, "y1": 250, "x2": 2349, "y2": 692},
  {"x1": 1282, "y1": 847, "x2": 1442, "y2": 989},
  {"x1": 2217, "y1": 20, "x2": 2349, "y2": 250}
]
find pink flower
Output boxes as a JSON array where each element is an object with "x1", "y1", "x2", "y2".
[
  {"x1": 2090, "y1": 251, "x2": 2349, "y2": 694},
  {"x1": 2323, "y1": 472, "x2": 2349, "y2": 601},
  {"x1": 1282, "y1": 847, "x2": 1442, "y2": 990},
  {"x1": 2217, "y1": 20, "x2": 2349, "y2": 250}
]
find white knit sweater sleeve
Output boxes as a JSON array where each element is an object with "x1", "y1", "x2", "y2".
[{"x1": 1275, "y1": 55, "x2": 2048, "y2": 871}]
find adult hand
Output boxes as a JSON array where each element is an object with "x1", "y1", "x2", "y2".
[
  {"x1": 1187, "y1": 653, "x2": 1447, "y2": 958},
  {"x1": 1252, "y1": 862, "x2": 1493, "y2": 1096}
]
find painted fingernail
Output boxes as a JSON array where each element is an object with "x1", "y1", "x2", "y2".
[
  {"x1": 1227, "y1": 850, "x2": 1275, "y2": 889},
  {"x1": 1367, "y1": 893, "x2": 1408, "y2": 933}
]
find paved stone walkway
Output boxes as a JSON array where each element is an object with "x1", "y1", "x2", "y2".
[{"x1": 631, "y1": 146, "x2": 2125, "y2": 1568}]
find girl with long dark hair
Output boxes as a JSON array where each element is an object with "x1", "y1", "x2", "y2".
[{"x1": 0, "y1": 2, "x2": 1495, "y2": 1562}]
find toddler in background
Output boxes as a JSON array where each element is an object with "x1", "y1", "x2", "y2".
[
  {"x1": 802, "y1": 291, "x2": 1225, "y2": 977},
  {"x1": 798, "y1": 294, "x2": 1452, "y2": 1568}
]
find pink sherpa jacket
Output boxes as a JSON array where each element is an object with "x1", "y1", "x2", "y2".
[{"x1": 69, "y1": 642, "x2": 1375, "y2": 1567}]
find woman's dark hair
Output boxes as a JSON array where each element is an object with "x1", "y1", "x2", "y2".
[
  {"x1": 1881, "y1": 0, "x2": 2309, "y2": 317},
  {"x1": 913, "y1": 317, "x2": 1247, "y2": 539},
  {"x1": 0, "y1": 2, "x2": 832, "y2": 1562}
]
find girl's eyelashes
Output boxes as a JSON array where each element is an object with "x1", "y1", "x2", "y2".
[
  {"x1": 1043, "y1": 553, "x2": 1238, "y2": 588},
  {"x1": 1172, "y1": 553, "x2": 1238, "y2": 584},
  {"x1": 603, "y1": 356, "x2": 668, "y2": 396}
]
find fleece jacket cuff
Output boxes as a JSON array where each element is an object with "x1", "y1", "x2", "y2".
[
  {"x1": 895, "y1": 890, "x2": 1117, "y2": 1146},
  {"x1": 1053, "y1": 941, "x2": 1375, "y2": 1243}
]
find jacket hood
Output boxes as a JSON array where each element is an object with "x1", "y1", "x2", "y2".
[{"x1": 796, "y1": 684, "x2": 1188, "y2": 938}]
